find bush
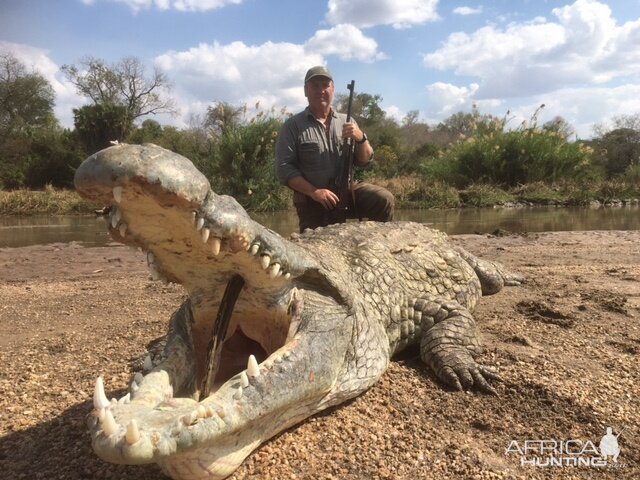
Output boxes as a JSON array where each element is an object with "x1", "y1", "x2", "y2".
[
  {"x1": 0, "y1": 129, "x2": 84, "y2": 189},
  {"x1": 370, "y1": 176, "x2": 461, "y2": 208},
  {"x1": 510, "y1": 182, "x2": 566, "y2": 204},
  {"x1": 212, "y1": 110, "x2": 289, "y2": 211},
  {"x1": 425, "y1": 109, "x2": 599, "y2": 188},
  {"x1": 460, "y1": 184, "x2": 515, "y2": 207}
]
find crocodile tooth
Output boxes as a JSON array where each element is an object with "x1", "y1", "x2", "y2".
[
  {"x1": 143, "y1": 355, "x2": 153, "y2": 371},
  {"x1": 240, "y1": 371, "x2": 249, "y2": 388},
  {"x1": 93, "y1": 376, "x2": 111, "y2": 410},
  {"x1": 205, "y1": 406, "x2": 215, "y2": 418},
  {"x1": 134, "y1": 372, "x2": 144, "y2": 384},
  {"x1": 201, "y1": 227, "x2": 210, "y2": 243},
  {"x1": 110, "y1": 209, "x2": 119, "y2": 228},
  {"x1": 149, "y1": 263, "x2": 160, "y2": 281},
  {"x1": 260, "y1": 255, "x2": 271, "y2": 270},
  {"x1": 196, "y1": 218, "x2": 205, "y2": 231},
  {"x1": 268, "y1": 263, "x2": 281, "y2": 278},
  {"x1": 126, "y1": 420, "x2": 140, "y2": 445},
  {"x1": 273, "y1": 354, "x2": 283, "y2": 364},
  {"x1": 102, "y1": 409, "x2": 118, "y2": 437},
  {"x1": 247, "y1": 354, "x2": 260, "y2": 378},
  {"x1": 284, "y1": 273, "x2": 291, "y2": 280},
  {"x1": 97, "y1": 408, "x2": 105, "y2": 421},
  {"x1": 119, "y1": 223, "x2": 127, "y2": 238},
  {"x1": 146, "y1": 252, "x2": 154, "y2": 265},
  {"x1": 171, "y1": 424, "x2": 183, "y2": 436},
  {"x1": 197, "y1": 405, "x2": 207, "y2": 419},
  {"x1": 191, "y1": 211, "x2": 197, "y2": 226},
  {"x1": 118, "y1": 393, "x2": 130, "y2": 404},
  {"x1": 182, "y1": 410, "x2": 197, "y2": 426},
  {"x1": 110, "y1": 398, "x2": 117, "y2": 405},
  {"x1": 250, "y1": 244, "x2": 259, "y2": 255},
  {"x1": 113, "y1": 186, "x2": 123, "y2": 204},
  {"x1": 211, "y1": 237, "x2": 221, "y2": 255},
  {"x1": 130, "y1": 380, "x2": 138, "y2": 393},
  {"x1": 233, "y1": 386, "x2": 243, "y2": 400}
]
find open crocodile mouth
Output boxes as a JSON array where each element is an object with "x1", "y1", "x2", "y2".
[
  {"x1": 104, "y1": 178, "x2": 298, "y2": 391},
  {"x1": 76, "y1": 144, "x2": 347, "y2": 480}
]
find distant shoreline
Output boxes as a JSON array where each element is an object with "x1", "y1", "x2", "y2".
[{"x1": 1, "y1": 183, "x2": 639, "y2": 215}]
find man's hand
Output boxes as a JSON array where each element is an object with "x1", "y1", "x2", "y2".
[
  {"x1": 310, "y1": 188, "x2": 339, "y2": 210},
  {"x1": 287, "y1": 176, "x2": 340, "y2": 210},
  {"x1": 342, "y1": 122, "x2": 365, "y2": 143}
]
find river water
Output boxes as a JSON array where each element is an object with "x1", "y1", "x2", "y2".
[{"x1": 0, "y1": 206, "x2": 639, "y2": 248}]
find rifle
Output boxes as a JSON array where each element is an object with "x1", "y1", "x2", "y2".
[{"x1": 330, "y1": 80, "x2": 357, "y2": 223}]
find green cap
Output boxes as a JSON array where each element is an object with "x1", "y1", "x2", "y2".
[{"x1": 304, "y1": 65, "x2": 333, "y2": 84}]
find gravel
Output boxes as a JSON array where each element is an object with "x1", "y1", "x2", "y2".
[{"x1": 0, "y1": 230, "x2": 638, "y2": 479}]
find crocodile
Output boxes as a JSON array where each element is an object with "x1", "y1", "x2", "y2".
[{"x1": 75, "y1": 143, "x2": 523, "y2": 480}]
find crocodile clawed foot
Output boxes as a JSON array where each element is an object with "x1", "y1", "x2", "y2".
[{"x1": 434, "y1": 348, "x2": 502, "y2": 396}]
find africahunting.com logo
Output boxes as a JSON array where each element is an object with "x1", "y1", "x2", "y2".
[{"x1": 505, "y1": 426, "x2": 625, "y2": 468}]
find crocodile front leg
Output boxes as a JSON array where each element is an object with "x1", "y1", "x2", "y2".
[{"x1": 416, "y1": 296, "x2": 502, "y2": 395}]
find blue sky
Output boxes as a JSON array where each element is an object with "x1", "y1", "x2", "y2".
[{"x1": 2, "y1": 0, "x2": 639, "y2": 138}]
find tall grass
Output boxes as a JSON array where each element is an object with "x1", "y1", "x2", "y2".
[{"x1": 0, "y1": 185, "x2": 97, "y2": 215}]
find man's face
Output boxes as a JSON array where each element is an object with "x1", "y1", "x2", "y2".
[{"x1": 304, "y1": 77, "x2": 334, "y2": 111}]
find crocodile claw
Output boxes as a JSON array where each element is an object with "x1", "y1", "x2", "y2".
[{"x1": 436, "y1": 349, "x2": 502, "y2": 395}]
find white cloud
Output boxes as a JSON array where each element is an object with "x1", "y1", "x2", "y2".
[
  {"x1": 423, "y1": 80, "x2": 640, "y2": 139},
  {"x1": 326, "y1": 0, "x2": 440, "y2": 29},
  {"x1": 1, "y1": 21, "x2": 385, "y2": 129},
  {"x1": 0, "y1": 41, "x2": 83, "y2": 128},
  {"x1": 82, "y1": 0, "x2": 241, "y2": 13},
  {"x1": 519, "y1": 84, "x2": 640, "y2": 138},
  {"x1": 155, "y1": 41, "x2": 321, "y2": 124},
  {"x1": 305, "y1": 24, "x2": 387, "y2": 63},
  {"x1": 154, "y1": 26, "x2": 386, "y2": 123},
  {"x1": 383, "y1": 105, "x2": 404, "y2": 123},
  {"x1": 425, "y1": 82, "x2": 479, "y2": 116},
  {"x1": 453, "y1": 6, "x2": 482, "y2": 16},
  {"x1": 423, "y1": 0, "x2": 640, "y2": 98}
]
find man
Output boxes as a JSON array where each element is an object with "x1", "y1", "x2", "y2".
[{"x1": 275, "y1": 65, "x2": 394, "y2": 232}]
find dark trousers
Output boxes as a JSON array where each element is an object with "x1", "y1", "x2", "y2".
[{"x1": 294, "y1": 182, "x2": 395, "y2": 233}]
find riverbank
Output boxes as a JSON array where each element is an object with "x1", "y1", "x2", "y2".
[
  {"x1": 0, "y1": 230, "x2": 638, "y2": 479},
  {"x1": 2, "y1": 179, "x2": 640, "y2": 215}
]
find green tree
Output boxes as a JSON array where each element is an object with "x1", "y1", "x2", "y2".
[
  {"x1": 0, "y1": 51, "x2": 69, "y2": 189},
  {"x1": 73, "y1": 103, "x2": 133, "y2": 154},
  {"x1": 593, "y1": 127, "x2": 640, "y2": 177},
  {"x1": 0, "y1": 52, "x2": 57, "y2": 136},
  {"x1": 127, "y1": 119, "x2": 164, "y2": 144},
  {"x1": 335, "y1": 92, "x2": 385, "y2": 127}
]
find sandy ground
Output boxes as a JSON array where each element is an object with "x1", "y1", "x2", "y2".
[{"x1": 0, "y1": 230, "x2": 638, "y2": 480}]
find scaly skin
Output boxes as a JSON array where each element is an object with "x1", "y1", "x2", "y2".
[{"x1": 75, "y1": 143, "x2": 524, "y2": 480}]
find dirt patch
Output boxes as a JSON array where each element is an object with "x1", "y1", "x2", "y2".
[
  {"x1": 1, "y1": 230, "x2": 639, "y2": 479},
  {"x1": 515, "y1": 299, "x2": 574, "y2": 328}
]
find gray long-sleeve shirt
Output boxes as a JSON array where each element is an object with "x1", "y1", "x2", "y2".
[{"x1": 275, "y1": 107, "x2": 349, "y2": 190}]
